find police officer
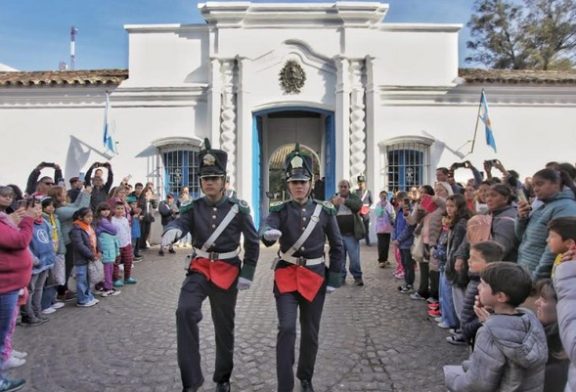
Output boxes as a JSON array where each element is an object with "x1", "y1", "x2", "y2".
[
  {"x1": 261, "y1": 145, "x2": 344, "y2": 392},
  {"x1": 162, "y1": 139, "x2": 259, "y2": 392}
]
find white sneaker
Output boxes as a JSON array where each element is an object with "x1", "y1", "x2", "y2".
[
  {"x1": 110, "y1": 290, "x2": 121, "y2": 296},
  {"x1": 41, "y1": 307, "x2": 57, "y2": 315},
  {"x1": 437, "y1": 321, "x2": 451, "y2": 329},
  {"x1": 1, "y1": 356, "x2": 26, "y2": 370},
  {"x1": 12, "y1": 350, "x2": 28, "y2": 359},
  {"x1": 51, "y1": 302, "x2": 65, "y2": 309}
]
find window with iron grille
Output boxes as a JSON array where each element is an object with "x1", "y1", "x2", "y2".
[
  {"x1": 162, "y1": 149, "x2": 200, "y2": 199},
  {"x1": 385, "y1": 142, "x2": 430, "y2": 192}
]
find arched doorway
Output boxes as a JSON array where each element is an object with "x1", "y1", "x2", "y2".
[{"x1": 252, "y1": 107, "x2": 335, "y2": 227}]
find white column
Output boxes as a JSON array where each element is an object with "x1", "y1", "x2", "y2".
[
  {"x1": 349, "y1": 58, "x2": 366, "y2": 186},
  {"x1": 219, "y1": 59, "x2": 237, "y2": 190},
  {"x1": 235, "y1": 56, "x2": 252, "y2": 202},
  {"x1": 208, "y1": 58, "x2": 222, "y2": 145},
  {"x1": 335, "y1": 55, "x2": 350, "y2": 188},
  {"x1": 364, "y1": 56, "x2": 378, "y2": 192}
]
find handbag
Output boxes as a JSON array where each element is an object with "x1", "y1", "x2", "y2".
[
  {"x1": 52, "y1": 254, "x2": 66, "y2": 286},
  {"x1": 410, "y1": 234, "x2": 424, "y2": 262},
  {"x1": 88, "y1": 259, "x2": 105, "y2": 286}
]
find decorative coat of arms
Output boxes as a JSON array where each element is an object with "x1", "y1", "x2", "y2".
[{"x1": 279, "y1": 60, "x2": 306, "y2": 94}]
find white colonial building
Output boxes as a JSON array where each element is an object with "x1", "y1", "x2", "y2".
[{"x1": 1, "y1": 2, "x2": 576, "y2": 226}]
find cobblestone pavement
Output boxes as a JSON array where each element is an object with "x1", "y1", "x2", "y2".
[{"x1": 11, "y1": 244, "x2": 467, "y2": 392}]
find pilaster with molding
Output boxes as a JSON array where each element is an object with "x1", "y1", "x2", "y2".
[{"x1": 349, "y1": 58, "x2": 366, "y2": 186}]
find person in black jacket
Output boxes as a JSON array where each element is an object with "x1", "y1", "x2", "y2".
[
  {"x1": 84, "y1": 162, "x2": 114, "y2": 212},
  {"x1": 25, "y1": 162, "x2": 63, "y2": 196}
]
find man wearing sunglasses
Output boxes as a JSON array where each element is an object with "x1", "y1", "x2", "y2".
[
  {"x1": 261, "y1": 144, "x2": 343, "y2": 392},
  {"x1": 161, "y1": 138, "x2": 259, "y2": 392},
  {"x1": 24, "y1": 162, "x2": 63, "y2": 196}
]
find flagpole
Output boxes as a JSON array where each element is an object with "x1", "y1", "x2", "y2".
[{"x1": 469, "y1": 89, "x2": 484, "y2": 154}]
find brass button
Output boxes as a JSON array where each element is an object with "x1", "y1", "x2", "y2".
[
  {"x1": 213, "y1": 207, "x2": 217, "y2": 212},
  {"x1": 212, "y1": 224, "x2": 216, "y2": 228},
  {"x1": 301, "y1": 246, "x2": 305, "y2": 251},
  {"x1": 302, "y1": 217, "x2": 307, "y2": 221},
  {"x1": 212, "y1": 215, "x2": 217, "y2": 219}
]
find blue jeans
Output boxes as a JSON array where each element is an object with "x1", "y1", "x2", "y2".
[
  {"x1": 341, "y1": 235, "x2": 362, "y2": 280},
  {"x1": 0, "y1": 290, "x2": 19, "y2": 381},
  {"x1": 439, "y1": 268, "x2": 459, "y2": 329},
  {"x1": 75, "y1": 265, "x2": 94, "y2": 305}
]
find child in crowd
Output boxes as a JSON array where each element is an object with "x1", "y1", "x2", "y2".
[
  {"x1": 549, "y1": 217, "x2": 576, "y2": 391},
  {"x1": 69, "y1": 207, "x2": 99, "y2": 307},
  {"x1": 94, "y1": 203, "x2": 121, "y2": 297},
  {"x1": 111, "y1": 202, "x2": 137, "y2": 287},
  {"x1": 374, "y1": 190, "x2": 395, "y2": 268},
  {"x1": 24, "y1": 198, "x2": 56, "y2": 325},
  {"x1": 534, "y1": 279, "x2": 569, "y2": 392},
  {"x1": 127, "y1": 196, "x2": 143, "y2": 262},
  {"x1": 392, "y1": 192, "x2": 415, "y2": 293},
  {"x1": 447, "y1": 241, "x2": 503, "y2": 346},
  {"x1": 444, "y1": 262, "x2": 547, "y2": 391},
  {"x1": 40, "y1": 197, "x2": 66, "y2": 314}
]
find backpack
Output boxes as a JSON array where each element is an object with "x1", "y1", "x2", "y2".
[{"x1": 466, "y1": 214, "x2": 493, "y2": 245}]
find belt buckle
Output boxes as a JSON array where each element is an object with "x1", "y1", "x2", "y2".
[
  {"x1": 209, "y1": 251, "x2": 219, "y2": 261},
  {"x1": 297, "y1": 257, "x2": 307, "y2": 266}
]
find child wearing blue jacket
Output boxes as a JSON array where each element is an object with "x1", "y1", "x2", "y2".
[
  {"x1": 25, "y1": 204, "x2": 57, "y2": 325},
  {"x1": 94, "y1": 203, "x2": 121, "y2": 297},
  {"x1": 392, "y1": 192, "x2": 415, "y2": 293}
]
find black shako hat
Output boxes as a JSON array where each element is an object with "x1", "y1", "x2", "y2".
[
  {"x1": 199, "y1": 138, "x2": 227, "y2": 178},
  {"x1": 284, "y1": 144, "x2": 313, "y2": 182}
]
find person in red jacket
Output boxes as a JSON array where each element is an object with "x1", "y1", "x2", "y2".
[{"x1": 0, "y1": 185, "x2": 40, "y2": 392}]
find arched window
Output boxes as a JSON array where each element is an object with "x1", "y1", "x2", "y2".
[{"x1": 379, "y1": 136, "x2": 434, "y2": 192}]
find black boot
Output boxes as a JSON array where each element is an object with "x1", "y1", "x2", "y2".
[
  {"x1": 300, "y1": 380, "x2": 315, "y2": 392},
  {"x1": 215, "y1": 382, "x2": 231, "y2": 392}
]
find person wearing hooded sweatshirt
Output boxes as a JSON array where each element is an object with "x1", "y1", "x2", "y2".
[
  {"x1": 516, "y1": 168, "x2": 576, "y2": 281},
  {"x1": 0, "y1": 185, "x2": 36, "y2": 392},
  {"x1": 94, "y1": 203, "x2": 121, "y2": 297},
  {"x1": 23, "y1": 200, "x2": 57, "y2": 325},
  {"x1": 444, "y1": 262, "x2": 548, "y2": 392}
]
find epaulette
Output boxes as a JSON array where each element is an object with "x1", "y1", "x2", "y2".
[
  {"x1": 179, "y1": 200, "x2": 196, "y2": 214},
  {"x1": 317, "y1": 200, "x2": 336, "y2": 215},
  {"x1": 230, "y1": 197, "x2": 251, "y2": 214},
  {"x1": 269, "y1": 201, "x2": 287, "y2": 213}
]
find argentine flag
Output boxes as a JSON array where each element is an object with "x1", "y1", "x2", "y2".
[
  {"x1": 479, "y1": 90, "x2": 497, "y2": 153},
  {"x1": 103, "y1": 92, "x2": 117, "y2": 154}
]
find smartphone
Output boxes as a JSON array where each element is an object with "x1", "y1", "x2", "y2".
[{"x1": 517, "y1": 189, "x2": 528, "y2": 204}]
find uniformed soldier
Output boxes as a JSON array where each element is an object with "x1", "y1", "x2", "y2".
[
  {"x1": 261, "y1": 145, "x2": 344, "y2": 392},
  {"x1": 355, "y1": 175, "x2": 373, "y2": 246},
  {"x1": 161, "y1": 139, "x2": 259, "y2": 392}
]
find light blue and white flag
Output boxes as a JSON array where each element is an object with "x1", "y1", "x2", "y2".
[
  {"x1": 103, "y1": 92, "x2": 117, "y2": 154},
  {"x1": 479, "y1": 90, "x2": 497, "y2": 153}
]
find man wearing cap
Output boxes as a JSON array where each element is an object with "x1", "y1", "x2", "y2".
[
  {"x1": 355, "y1": 175, "x2": 373, "y2": 246},
  {"x1": 261, "y1": 144, "x2": 343, "y2": 392},
  {"x1": 67, "y1": 177, "x2": 84, "y2": 203},
  {"x1": 161, "y1": 139, "x2": 259, "y2": 392}
]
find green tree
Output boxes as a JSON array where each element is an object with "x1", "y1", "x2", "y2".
[{"x1": 466, "y1": 0, "x2": 576, "y2": 69}]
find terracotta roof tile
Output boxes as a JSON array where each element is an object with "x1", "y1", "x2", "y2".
[
  {"x1": 1, "y1": 68, "x2": 575, "y2": 87},
  {"x1": 0, "y1": 69, "x2": 128, "y2": 87},
  {"x1": 459, "y1": 68, "x2": 576, "y2": 85}
]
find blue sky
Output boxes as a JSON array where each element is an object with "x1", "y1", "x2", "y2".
[{"x1": 0, "y1": 0, "x2": 475, "y2": 71}]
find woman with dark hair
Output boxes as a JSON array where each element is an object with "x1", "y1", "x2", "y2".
[
  {"x1": 5, "y1": 185, "x2": 23, "y2": 214},
  {"x1": 485, "y1": 184, "x2": 518, "y2": 262},
  {"x1": 517, "y1": 168, "x2": 576, "y2": 281}
]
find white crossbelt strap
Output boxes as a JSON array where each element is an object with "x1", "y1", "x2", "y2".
[
  {"x1": 201, "y1": 204, "x2": 239, "y2": 252},
  {"x1": 278, "y1": 203, "x2": 323, "y2": 262}
]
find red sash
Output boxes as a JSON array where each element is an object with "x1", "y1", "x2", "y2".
[
  {"x1": 190, "y1": 257, "x2": 239, "y2": 290},
  {"x1": 275, "y1": 265, "x2": 324, "y2": 302}
]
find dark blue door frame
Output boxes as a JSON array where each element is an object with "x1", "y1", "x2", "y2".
[{"x1": 252, "y1": 107, "x2": 335, "y2": 228}]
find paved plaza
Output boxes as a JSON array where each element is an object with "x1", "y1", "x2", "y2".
[{"x1": 11, "y1": 245, "x2": 467, "y2": 392}]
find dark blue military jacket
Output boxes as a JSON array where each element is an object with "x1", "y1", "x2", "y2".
[
  {"x1": 261, "y1": 198, "x2": 344, "y2": 287},
  {"x1": 166, "y1": 196, "x2": 259, "y2": 280}
]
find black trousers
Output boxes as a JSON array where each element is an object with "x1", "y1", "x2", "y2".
[
  {"x1": 139, "y1": 220, "x2": 152, "y2": 249},
  {"x1": 275, "y1": 287, "x2": 326, "y2": 392},
  {"x1": 376, "y1": 233, "x2": 391, "y2": 262},
  {"x1": 417, "y1": 262, "x2": 430, "y2": 298},
  {"x1": 176, "y1": 272, "x2": 238, "y2": 390},
  {"x1": 363, "y1": 217, "x2": 371, "y2": 245}
]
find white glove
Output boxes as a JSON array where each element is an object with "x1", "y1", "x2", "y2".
[
  {"x1": 263, "y1": 229, "x2": 282, "y2": 242},
  {"x1": 237, "y1": 277, "x2": 251, "y2": 290},
  {"x1": 161, "y1": 228, "x2": 182, "y2": 247},
  {"x1": 326, "y1": 286, "x2": 336, "y2": 294}
]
